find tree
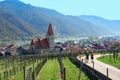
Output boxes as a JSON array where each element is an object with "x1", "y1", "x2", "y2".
[
  {"x1": 5, "y1": 51, "x2": 12, "y2": 56},
  {"x1": 0, "y1": 53, "x2": 3, "y2": 56},
  {"x1": 11, "y1": 40, "x2": 17, "y2": 45}
]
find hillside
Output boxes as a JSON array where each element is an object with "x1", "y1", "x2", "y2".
[
  {"x1": 78, "y1": 15, "x2": 120, "y2": 35},
  {"x1": 0, "y1": 8, "x2": 39, "y2": 39},
  {"x1": 0, "y1": 0, "x2": 111, "y2": 39}
]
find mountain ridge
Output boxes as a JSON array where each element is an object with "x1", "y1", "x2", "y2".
[
  {"x1": 78, "y1": 15, "x2": 120, "y2": 35},
  {"x1": 0, "y1": 8, "x2": 39, "y2": 39},
  {"x1": 0, "y1": 0, "x2": 113, "y2": 39}
]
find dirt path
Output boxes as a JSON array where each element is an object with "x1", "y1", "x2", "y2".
[{"x1": 77, "y1": 54, "x2": 120, "y2": 80}]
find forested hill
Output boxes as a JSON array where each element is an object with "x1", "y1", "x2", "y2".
[
  {"x1": 0, "y1": 0, "x2": 111, "y2": 39},
  {"x1": 78, "y1": 15, "x2": 120, "y2": 35}
]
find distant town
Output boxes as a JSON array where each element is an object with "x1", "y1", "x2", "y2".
[{"x1": 0, "y1": 23, "x2": 119, "y2": 57}]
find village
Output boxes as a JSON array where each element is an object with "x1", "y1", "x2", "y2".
[
  {"x1": 0, "y1": 24, "x2": 119, "y2": 56},
  {"x1": 0, "y1": 24, "x2": 120, "y2": 56},
  {"x1": 0, "y1": 24, "x2": 120, "y2": 80}
]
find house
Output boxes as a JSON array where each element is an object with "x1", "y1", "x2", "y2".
[
  {"x1": 0, "y1": 47, "x2": 6, "y2": 55},
  {"x1": 5, "y1": 45, "x2": 18, "y2": 55},
  {"x1": 92, "y1": 45, "x2": 106, "y2": 52},
  {"x1": 30, "y1": 24, "x2": 54, "y2": 53}
]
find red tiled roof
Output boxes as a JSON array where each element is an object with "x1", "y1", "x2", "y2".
[
  {"x1": 30, "y1": 38, "x2": 37, "y2": 45},
  {"x1": 30, "y1": 23, "x2": 54, "y2": 49},
  {"x1": 47, "y1": 24, "x2": 54, "y2": 36},
  {"x1": 40, "y1": 38, "x2": 49, "y2": 49},
  {"x1": 92, "y1": 46, "x2": 105, "y2": 49},
  {"x1": 31, "y1": 38, "x2": 49, "y2": 49}
]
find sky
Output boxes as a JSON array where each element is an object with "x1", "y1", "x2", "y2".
[{"x1": 1, "y1": 0, "x2": 120, "y2": 20}]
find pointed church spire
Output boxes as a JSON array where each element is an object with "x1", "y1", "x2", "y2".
[{"x1": 47, "y1": 24, "x2": 54, "y2": 36}]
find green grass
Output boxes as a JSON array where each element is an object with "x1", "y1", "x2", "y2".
[
  {"x1": 62, "y1": 58, "x2": 89, "y2": 80},
  {"x1": 0, "y1": 56, "x2": 90, "y2": 80},
  {"x1": 0, "y1": 60, "x2": 19, "y2": 80},
  {"x1": 0, "y1": 58, "x2": 41, "y2": 80},
  {"x1": 13, "y1": 59, "x2": 41, "y2": 80},
  {"x1": 13, "y1": 71, "x2": 23, "y2": 80},
  {"x1": 38, "y1": 59, "x2": 60, "y2": 80},
  {"x1": 97, "y1": 55, "x2": 120, "y2": 69}
]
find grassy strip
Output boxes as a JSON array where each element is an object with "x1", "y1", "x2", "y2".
[
  {"x1": 97, "y1": 55, "x2": 120, "y2": 69},
  {"x1": 12, "y1": 59, "x2": 40, "y2": 79},
  {"x1": 0, "y1": 61, "x2": 22, "y2": 80},
  {"x1": 38, "y1": 59, "x2": 61, "y2": 80},
  {"x1": 0, "y1": 57, "x2": 38, "y2": 80},
  {"x1": 62, "y1": 58, "x2": 89, "y2": 80}
]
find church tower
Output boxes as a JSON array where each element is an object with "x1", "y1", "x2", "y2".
[{"x1": 46, "y1": 24, "x2": 54, "y2": 50}]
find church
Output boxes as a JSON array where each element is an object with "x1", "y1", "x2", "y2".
[{"x1": 30, "y1": 24, "x2": 54, "y2": 53}]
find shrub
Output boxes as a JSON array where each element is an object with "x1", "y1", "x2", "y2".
[
  {"x1": 5, "y1": 51, "x2": 12, "y2": 56},
  {"x1": 0, "y1": 52, "x2": 3, "y2": 56}
]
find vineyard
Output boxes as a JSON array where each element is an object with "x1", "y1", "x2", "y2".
[{"x1": 0, "y1": 53, "x2": 90, "y2": 80}]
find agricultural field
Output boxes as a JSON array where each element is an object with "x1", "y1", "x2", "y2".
[
  {"x1": 62, "y1": 58, "x2": 89, "y2": 80},
  {"x1": 97, "y1": 54, "x2": 120, "y2": 69},
  {"x1": 0, "y1": 54, "x2": 90, "y2": 80},
  {"x1": 0, "y1": 55, "x2": 46, "y2": 80},
  {"x1": 37, "y1": 59, "x2": 60, "y2": 80}
]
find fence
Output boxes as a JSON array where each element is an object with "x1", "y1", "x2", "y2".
[
  {"x1": 69, "y1": 57, "x2": 112, "y2": 80},
  {"x1": 58, "y1": 56, "x2": 66, "y2": 80}
]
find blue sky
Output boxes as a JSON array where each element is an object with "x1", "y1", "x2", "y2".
[{"x1": 1, "y1": 0, "x2": 120, "y2": 20}]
